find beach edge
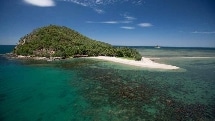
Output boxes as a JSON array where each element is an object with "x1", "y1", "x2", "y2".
[{"x1": 88, "y1": 56, "x2": 179, "y2": 70}]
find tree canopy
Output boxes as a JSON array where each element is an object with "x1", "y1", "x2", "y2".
[{"x1": 13, "y1": 25, "x2": 142, "y2": 60}]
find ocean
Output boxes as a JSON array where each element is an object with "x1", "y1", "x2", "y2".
[{"x1": 0, "y1": 45, "x2": 215, "y2": 121}]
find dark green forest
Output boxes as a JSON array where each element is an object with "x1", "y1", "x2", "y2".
[{"x1": 13, "y1": 25, "x2": 142, "y2": 60}]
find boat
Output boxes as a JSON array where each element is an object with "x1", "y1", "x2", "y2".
[{"x1": 155, "y1": 45, "x2": 160, "y2": 48}]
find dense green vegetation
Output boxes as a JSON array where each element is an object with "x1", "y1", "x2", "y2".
[{"x1": 13, "y1": 25, "x2": 142, "y2": 60}]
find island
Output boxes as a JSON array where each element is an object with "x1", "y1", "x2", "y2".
[
  {"x1": 13, "y1": 25, "x2": 142, "y2": 60},
  {"x1": 12, "y1": 25, "x2": 179, "y2": 69}
]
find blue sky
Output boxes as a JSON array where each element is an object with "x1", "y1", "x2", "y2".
[{"x1": 0, "y1": 0, "x2": 214, "y2": 47}]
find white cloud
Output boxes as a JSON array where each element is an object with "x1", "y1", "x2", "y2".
[
  {"x1": 120, "y1": 21, "x2": 132, "y2": 23},
  {"x1": 69, "y1": 0, "x2": 87, "y2": 6},
  {"x1": 191, "y1": 31, "x2": 215, "y2": 34},
  {"x1": 120, "y1": 26, "x2": 135, "y2": 30},
  {"x1": 122, "y1": 13, "x2": 136, "y2": 20},
  {"x1": 101, "y1": 21, "x2": 118, "y2": 24},
  {"x1": 66, "y1": 0, "x2": 144, "y2": 13},
  {"x1": 132, "y1": 0, "x2": 143, "y2": 5},
  {"x1": 85, "y1": 13, "x2": 136, "y2": 25},
  {"x1": 86, "y1": 17, "x2": 134, "y2": 24},
  {"x1": 96, "y1": 0, "x2": 103, "y2": 4},
  {"x1": 86, "y1": 21, "x2": 118, "y2": 24},
  {"x1": 138, "y1": 23, "x2": 153, "y2": 27},
  {"x1": 86, "y1": 20, "x2": 133, "y2": 24},
  {"x1": 125, "y1": 16, "x2": 136, "y2": 20},
  {"x1": 66, "y1": 0, "x2": 144, "y2": 7},
  {"x1": 23, "y1": 0, "x2": 55, "y2": 7},
  {"x1": 94, "y1": 8, "x2": 105, "y2": 14},
  {"x1": 120, "y1": 13, "x2": 136, "y2": 24}
]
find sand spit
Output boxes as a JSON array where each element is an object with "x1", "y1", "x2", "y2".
[{"x1": 89, "y1": 56, "x2": 179, "y2": 70}]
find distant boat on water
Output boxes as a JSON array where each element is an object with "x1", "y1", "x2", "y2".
[{"x1": 155, "y1": 45, "x2": 160, "y2": 48}]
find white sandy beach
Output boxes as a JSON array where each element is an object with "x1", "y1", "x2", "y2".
[
  {"x1": 89, "y1": 56, "x2": 179, "y2": 70},
  {"x1": 13, "y1": 55, "x2": 179, "y2": 69}
]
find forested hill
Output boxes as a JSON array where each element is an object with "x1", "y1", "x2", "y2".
[{"x1": 13, "y1": 25, "x2": 142, "y2": 60}]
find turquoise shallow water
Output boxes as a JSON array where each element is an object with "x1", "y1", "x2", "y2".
[{"x1": 0, "y1": 45, "x2": 215, "y2": 121}]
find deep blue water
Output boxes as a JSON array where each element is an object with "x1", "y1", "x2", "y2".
[
  {"x1": 0, "y1": 45, "x2": 215, "y2": 121},
  {"x1": 0, "y1": 45, "x2": 15, "y2": 54}
]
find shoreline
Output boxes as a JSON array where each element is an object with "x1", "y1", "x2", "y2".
[
  {"x1": 3, "y1": 53, "x2": 63, "y2": 61},
  {"x1": 88, "y1": 56, "x2": 179, "y2": 70},
  {"x1": 3, "y1": 53, "x2": 179, "y2": 70}
]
